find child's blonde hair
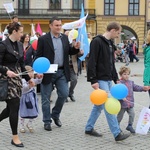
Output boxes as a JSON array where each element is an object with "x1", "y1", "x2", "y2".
[{"x1": 119, "y1": 66, "x2": 131, "y2": 76}]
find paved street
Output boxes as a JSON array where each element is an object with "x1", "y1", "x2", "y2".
[{"x1": 0, "y1": 57, "x2": 150, "y2": 150}]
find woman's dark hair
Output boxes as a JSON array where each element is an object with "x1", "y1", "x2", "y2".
[
  {"x1": 7, "y1": 22, "x2": 23, "y2": 34},
  {"x1": 20, "y1": 33, "x2": 30, "y2": 43}
]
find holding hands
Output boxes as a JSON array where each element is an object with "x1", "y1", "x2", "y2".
[
  {"x1": 36, "y1": 74, "x2": 43, "y2": 79},
  {"x1": 143, "y1": 86, "x2": 150, "y2": 91},
  {"x1": 73, "y1": 41, "x2": 81, "y2": 49}
]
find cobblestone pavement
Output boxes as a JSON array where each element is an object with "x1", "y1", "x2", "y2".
[{"x1": 0, "y1": 57, "x2": 150, "y2": 150}]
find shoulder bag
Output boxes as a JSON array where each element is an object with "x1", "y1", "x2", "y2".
[
  {"x1": 0, "y1": 78, "x2": 8, "y2": 101},
  {"x1": 0, "y1": 41, "x2": 8, "y2": 101}
]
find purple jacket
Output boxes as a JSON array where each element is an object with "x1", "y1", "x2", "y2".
[{"x1": 120, "y1": 80, "x2": 144, "y2": 108}]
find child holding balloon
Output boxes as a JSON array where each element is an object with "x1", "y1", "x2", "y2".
[
  {"x1": 19, "y1": 66, "x2": 42, "y2": 133},
  {"x1": 117, "y1": 66, "x2": 149, "y2": 133}
]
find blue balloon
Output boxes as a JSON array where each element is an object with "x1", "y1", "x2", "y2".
[
  {"x1": 33, "y1": 57, "x2": 50, "y2": 73},
  {"x1": 110, "y1": 84, "x2": 128, "y2": 100}
]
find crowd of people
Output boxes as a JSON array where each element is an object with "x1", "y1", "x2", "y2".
[
  {"x1": 115, "y1": 39, "x2": 139, "y2": 66},
  {"x1": 0, "y1": 15, "x2": 150, "y2": 148}
]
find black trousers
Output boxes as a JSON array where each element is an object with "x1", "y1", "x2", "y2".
[{"x1": 0, "y1": 98, "x2": 20, "y2": 135}]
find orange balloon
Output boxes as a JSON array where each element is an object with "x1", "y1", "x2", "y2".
[{"x1": 90, "y1": 89, "x2": 108, "y2": 105}]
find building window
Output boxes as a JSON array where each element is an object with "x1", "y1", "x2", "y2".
[
  {"x1": 49, "y1": 0, "x2": 61, "y2": 9},
  {"x1": 73, "y1": 0, "x2": 84, "y2": 9},
  {"x1": 104, "y1": 0, "x2": 115, "y2": 16},
  {"x1": 129, "y1": 0, "x2": 139, "y2": 15}
]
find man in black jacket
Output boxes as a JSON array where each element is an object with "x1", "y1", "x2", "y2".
[
  {"x1": 85, "y1": 22, "x2": 130, "y2": 141},
  {"x1": 35, "y1": 16, "x2": 80, "y2": 131}
]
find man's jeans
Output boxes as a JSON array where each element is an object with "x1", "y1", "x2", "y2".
[
  {"x1": 41, "y1": 69, "x2": 68, "y2": 124},
  {"x1": 85, "y1": 80, "x2": 121, "y2": 137}
]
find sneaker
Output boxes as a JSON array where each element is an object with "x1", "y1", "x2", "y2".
[
  {"x1": 126, "y1": 125, "x2": 135, "y2": 133},
  {"x1": 26, "y1": 123, "x2": 34, "y2": 133},
  {"x1": 19, "y1": 123, "x2": 26, "y2": 133},
  {"x1": 115, "y1": 131, "x2": 130, "y2": 141},
  {"x1": 19, "y1": 127, "x2": 26, "y2": 133},
  {"x1": 85, "y1": 129, "x2": 103, "y2": 137}
]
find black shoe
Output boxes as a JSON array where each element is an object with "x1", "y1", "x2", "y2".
[
  {"x1": 85, "y1": 129, "x2": 103, "y2": 137},
  {"x1": 115, "y1": 131, "x2": 130, "y2": 141},
  {"x1": 44, "y1": 123, "x2": 52, "y2": 131},
  {"x1": 52, "y1": 118, "x2": 62, "y2": 127},
  {"x1": 69, "y1": 95, "x2": 76, "y2": 102},
  {"x1": 11, "y1": 140, "x2": 24, "y2": 147},
  {"x1": 126, "y1": 125, "x2": 135, "y2": 133},
  {"x1": 65, "y1": 98, "x2": 69, "y2": 102}
]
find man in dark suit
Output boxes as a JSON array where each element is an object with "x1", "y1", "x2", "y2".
[{"x1": 35, "y1": 16, "x2": 80, "y2": 131}]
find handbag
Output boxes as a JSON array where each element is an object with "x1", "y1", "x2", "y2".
[{"x1": 0, "y1": 78, "x2": 8, "y2": 101}]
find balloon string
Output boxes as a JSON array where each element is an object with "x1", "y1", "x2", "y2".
[{"x1": 16, "y1": 69, "x2": 34, "y2": 76}]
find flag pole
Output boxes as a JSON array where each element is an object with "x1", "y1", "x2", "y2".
[{"x1": 7, "y1": 13, "x2": 12, "y2": 22}]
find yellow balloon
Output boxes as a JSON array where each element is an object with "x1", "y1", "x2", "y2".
[
  {"x1": 69, "y1": 29, "x2": 78, "y2": 39},
  {"x1": 105, "y1": 97, "x2": 121, "y2": 114}
]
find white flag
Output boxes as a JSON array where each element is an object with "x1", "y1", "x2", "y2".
[
  {"x1": 31, "y1": 23, "x2": 36, "y2": 36},
  {"x1": 62, "y1": 13, "x2": 88, "y2": 30},
  {"x1": 30, "y1": 24, "x2": 38, "y2": 42},
  {"x1": 3, "y1": 3, "x2": 14, "y2": 13}
]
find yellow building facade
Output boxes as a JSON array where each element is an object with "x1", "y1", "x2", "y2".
[
  {"x1": 0, "y1": 0, "x2": 148, "y2": 52},
  {"x1": 0, "y1": 0, "x2": 96, "y2": 35},
  {"x1": 94, "y1": 0, "x2": 146, "y2": 53}
]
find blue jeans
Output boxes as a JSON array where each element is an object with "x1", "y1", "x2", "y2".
[
  {"x1": 41, "y1": 69, "x2": 69, "y2": 124},
  {"x1": 85, "y1": 80, "x2": 121, "y2": 137}
]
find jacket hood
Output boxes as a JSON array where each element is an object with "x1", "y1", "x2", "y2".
[{"x1": 93, "y1": 34, "x2": 114, "y2": 45}]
